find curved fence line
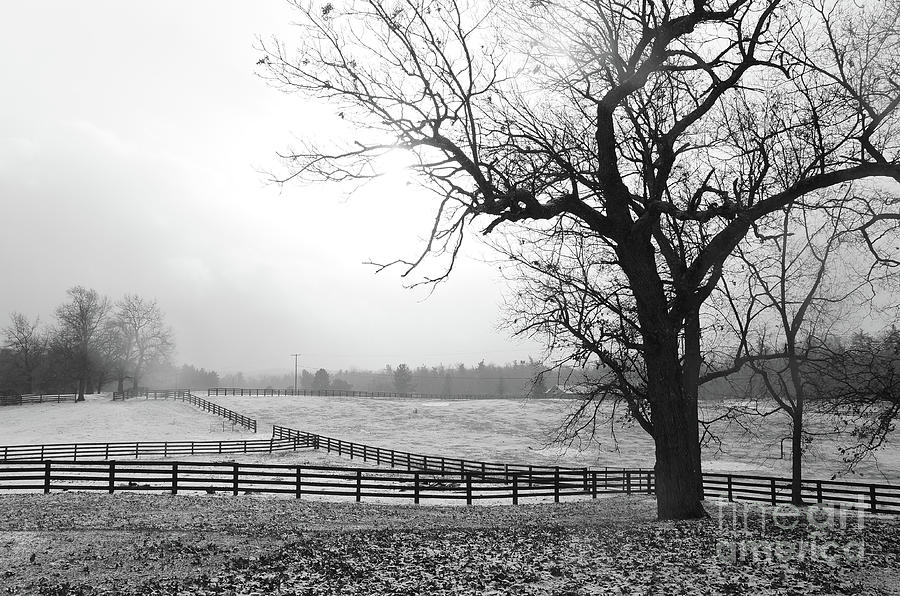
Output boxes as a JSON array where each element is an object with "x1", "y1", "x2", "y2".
[
  {"x1": 111, "y1": 390, "x2": 257, "y2": 432},
  {"x1": 0, "y1": 438, "x2": 304, "y2": 461},
  {"x1": 271, "y1": 425, "x2": 622, "y2": 479},
  {"x1": 272, "y1": 425, "x2": 900, "y2": 514}
]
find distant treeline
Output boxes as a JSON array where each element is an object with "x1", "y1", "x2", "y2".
[{"x1": 222, "y1": 360, "x2": 569, "y2": 397}]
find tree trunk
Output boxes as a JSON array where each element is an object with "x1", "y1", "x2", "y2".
[
  {"x1": 649, "y1": 368, "x2": 707, "y2": 520},
  {"x1": 619, "y1": 239, "x2": 706, "y2": 520},
  {"x1": 791, "y1": 410, "x2": 804, "y2": 505},
  {"x1": 76, "y1": 378, "x2": 86, "y2": 402},
  {"x1": 132, "y1": 368, "x2": 141, "y2": 391}
]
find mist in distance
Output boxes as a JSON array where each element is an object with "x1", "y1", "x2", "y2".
[{"x1": 0, "y1": 1, "x2": 543, "y2": 374}]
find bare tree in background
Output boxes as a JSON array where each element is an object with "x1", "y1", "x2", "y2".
[
  {"x1": 815, "y1": 327, "x2": 900, "y2": 471},
  {"x1": 261, "y1": 0, "x2": 900, "y2": 519},
  {"x1": 2, "y1": 313, "x2": 45, "y2": 394},
  {"x1": 710, "y1": 196, "x2": 898, "y2": 503},
  {"x1": 114, "y1": 295, "x2": 174, "y2": 391},
  {"x1": 54, "y1": 286, "x2": 111, "y2": 402}
]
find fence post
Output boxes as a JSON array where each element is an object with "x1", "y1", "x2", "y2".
[
  {"x1": 164, "y1": 442, "x2": 168, "y2": 458},
  {"x1": 73, "y1": 444, "x2": 78, "y2": 461},
  {"x1": 583, "y1": 468, "x2": 588, "y2": 494},
  {"x1": 554, "y1": 468, "x2": 560, "y2": 503},
  {"x1": 512, "y1": 473, "x2": 518, "y2": 505},
  {"x1": 356, "y1": 470, "x2": 362, "y2": 502},
  {"x1": 109, "y1": 461, "x2": 115, "y2": 494},
  {"x1": 816, "y1": 481, "x2": 822, "y2": 504},
  {"x1": 626, "y1": 471, "x2": 632, "y2": 495},
  {"x1": 172, "y1": 463, "x2": 178, "y2": 495},
  {"x1": 296, "y1": 467, "x2": 302, "y2": 499},
  {"x1": 43, "y1": 461, "x2": 51, "y2": 494},
  {"x1": 770, "y1": 478, "x2": 777, "y2": 505},
  {"x1": 592, "y1": 471, "x2": 597, "y2": 499},
  {"x1": 414, "y1": 473, "x2": 420, "y2": 504},
  {"x1": 727, "y1": 475, "x2": 733, "y2": 502},
  {"x1": 232, "y1": 463, "x2": 239, "y2": 496},
  {"x1": 870, "y1": 485, "x2": 877, "y2": 514},
  {"x1": 466, "y1": 473, "x2": 472, "y2": 506}
]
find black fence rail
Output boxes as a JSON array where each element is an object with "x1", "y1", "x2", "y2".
[
  {"x1": 1, "y1": 393, "x2": 78, "y2": 407},
  {"x1": 208, "y1": 387, "x2": 533, "y2": 400},
  {"x1": 110, "y1": 390, "x2": 257, "y2": 432},
  {"x1": 0, "y1": 459, "x2": 647, "y2": 504},
  {"x1": 703, "y1": 472, "x2": 900, "y2": 513},
  {"x1": 274, "y1": 425, "x2": 900, "y2": 514},
  {"x1": 0, "y1": 438, "x2": 303, "y2": 461},
  {"x1": 113, "y1": 389, "x2": 192, "y2": 401},
  {"x1": 272, "y1": 425, "x2": 649, "y2": 484}
]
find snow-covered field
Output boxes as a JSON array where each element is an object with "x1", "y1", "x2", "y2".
[
  {"x1": 1, "y1": 392, "x2": 897, "y2": 482},
  {"x1": 205, "y1": 394, "x2": 900, "y2": 482},
  {"x1": 0, "y1": 394, "x2": 350, "y2": 467},
  {"x1": 0, "y1": 394, "x2": 254, "y2": 444}
]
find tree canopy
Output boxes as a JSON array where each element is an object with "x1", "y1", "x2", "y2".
[{"x1": 262, "y1": 0, "x2": 900, "y2": 519}]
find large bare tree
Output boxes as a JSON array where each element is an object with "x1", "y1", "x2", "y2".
[
  {"x1": 54, "y1": 286, "x2": 111, "y2": 402},
  {"x1": 261, "y1": 0, "x2": 900, "y2": 519}
]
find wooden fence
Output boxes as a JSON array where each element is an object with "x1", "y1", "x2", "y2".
[
  {"x1": 1, "y1": 393, "x2": 78, "y2": 407},
  {"x1": 110, "y1": 390, "x2": 257, "y2": 432},
  {"x1": 208, "y1": 387, "x2": 530, "y2": 400},
  {"x1": 113, "y1": 389, "x2": 191, "y2": 401},
  {"x1": 0, "y1": 429, "x2": 895, "y2": 512},
  {"x1": 274, "y1": 425, "x2": 900, "y2": 514},
  {"x1": 0, "y1": 438, "x2": 302, "y2": 461},
  {"x1": 0, "y1": 459, "x2": 647, "y2": 504},
  {"x1": 271, "y1": 425, "x2": 633, "y2": 481}
]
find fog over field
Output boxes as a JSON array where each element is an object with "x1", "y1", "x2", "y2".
[{"x1": 0, "y1": 2, "x2": 543, "y2": 375}]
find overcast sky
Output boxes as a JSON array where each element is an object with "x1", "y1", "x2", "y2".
[{"x1": 0, "y1": 2, "x2": 543, "y2": 374}]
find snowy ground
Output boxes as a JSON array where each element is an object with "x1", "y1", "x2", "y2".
[{"x1": 0, "y1": 493, "x2": 897, "y2": 595}]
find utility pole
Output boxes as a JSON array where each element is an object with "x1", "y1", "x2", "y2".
[{"x1": 291, "y1": 353, "x2": 301, "y2": 394}]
